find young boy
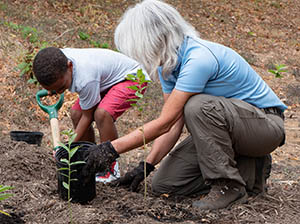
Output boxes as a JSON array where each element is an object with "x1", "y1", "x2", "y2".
[{"x1": 33, "y1": 47, "x2": 150, "y2": 182}]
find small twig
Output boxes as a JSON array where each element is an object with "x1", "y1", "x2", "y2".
[{"x1": 51, "y1": 28, "x2": 75, "y2": 43}]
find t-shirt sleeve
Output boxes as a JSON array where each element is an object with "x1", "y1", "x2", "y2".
[
  {"x1": 78, "y1": 81, "x2": 101, "y2": 110},
  {"x1": 175, "y1": 56, "x2": 218, "y2": 93},
  {"x1": 158, "y1": 67, "x2": 175, "y2": 94}
]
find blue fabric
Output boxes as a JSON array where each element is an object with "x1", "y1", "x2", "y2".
[{"x1": 159, "y1": 37, "x2": 287, "y2": 111}]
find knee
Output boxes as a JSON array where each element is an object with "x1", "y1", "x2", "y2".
[
  {"x1": 94, "y1": 108, "x2": 112, "y2": 124},
  {"x1": 151, "y1": 175, "x2": 167, "y2": 195}
]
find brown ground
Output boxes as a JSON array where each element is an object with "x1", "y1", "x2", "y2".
[{"x1": 0, "y1": 0, "x2": 300, "y2": 223}]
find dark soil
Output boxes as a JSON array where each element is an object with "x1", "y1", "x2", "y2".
[{"x1": 0, "y1": 0, "x2": 300, "y2": 223}]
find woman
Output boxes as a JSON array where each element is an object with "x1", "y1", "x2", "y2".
[{"x1": 83, "y1": 0, "x2": 286, "y2": 210}]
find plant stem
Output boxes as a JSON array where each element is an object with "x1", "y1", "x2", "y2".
[{"x1": 68, "y1": 147, "x2": 72, "y2": 224}]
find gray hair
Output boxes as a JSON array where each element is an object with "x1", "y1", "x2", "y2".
[{"x1": 114, "y1": 0, "x2": 199, "y2": 79}]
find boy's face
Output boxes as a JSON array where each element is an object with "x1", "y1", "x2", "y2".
[{"x1": 43, "y1": 61, "x2": 73, "y2": 94}]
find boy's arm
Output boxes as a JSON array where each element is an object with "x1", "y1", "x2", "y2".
[{"x1": 74, "y1": 107, "x2": 96, "y2": 142}]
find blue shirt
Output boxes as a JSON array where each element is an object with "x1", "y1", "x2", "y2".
[{"x1": 159, "y1": 37, "x2": 287, "y2": 111}]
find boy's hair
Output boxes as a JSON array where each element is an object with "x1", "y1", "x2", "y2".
[{"x1": 33, "y1": 47, "x2": 68, "y2": 86}]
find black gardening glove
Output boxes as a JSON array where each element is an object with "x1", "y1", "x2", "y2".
[
  {"x1": 110, "y1": 161, "x2": 155, "y2": 192},
  {"x1": 82, "y1": 141, "x2": 119, "y2": 177}
]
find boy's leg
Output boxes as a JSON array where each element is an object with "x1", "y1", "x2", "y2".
[
  {"x1": 94, "y1": 108, "x2": 118, "y2": 142},
  {"x1": 152, "y1": 136, "x2": 210, "y2": 196},
  {"x1": 71, "y1": 99, "x2": 95, "y2": 142},
  {"x1": 95, "y1": 80, "x2": 146, "y2": 183},
  {"x1": 96, "y1": 80, "x2": 147, "y2": 142}
]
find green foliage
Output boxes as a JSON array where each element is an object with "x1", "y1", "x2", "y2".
[
  {"x1": 58, "y1": 129, "x2": 85, "y2": 224},
  {"x1": 78, "y1": 31, "x2": 90, "y2": 40},
  {"x1": 79, "y1": 31, "x2": 110, "y2": 49},
  {"x1": 126, "y1": 69, "x2": 152, "y2": 112},
  {"x1": 268, "y1": 64, "x2": 288, "y2": 78},
  {"x1": 0, "y1": 185, "x2": 14, "y2": 216},
  {"x1": 4, "y1": 21, "x2": 50, "y2": 84}
]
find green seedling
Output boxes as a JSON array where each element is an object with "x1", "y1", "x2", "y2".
[
  {"x1": 126, "y1": 69, "x2": 152, "y2": 200},
  {"x1": 0, "y1": 185, "x2": 14, "y2": 216},
  {"x1": 78, "y1": 31, "x2": 90, "y2": 40},
  {"x1": 57, "y1": 129, "x2": 85, "y2": 224},
  {"x1": 268, "y1": 64, "x2": 288, "y2": 78}
]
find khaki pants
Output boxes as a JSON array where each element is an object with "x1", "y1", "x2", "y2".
[{"x1": 152, "y1": 95, "x2": 285, "y2": 196}]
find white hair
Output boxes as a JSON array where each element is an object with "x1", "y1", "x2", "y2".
[{"x1": 114, "y1": 0, "x2": 199, "y2": 79}]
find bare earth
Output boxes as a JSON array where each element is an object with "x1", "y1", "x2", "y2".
[{"x1": 0, "y1": 0, "x2": 299, "y2": 223}]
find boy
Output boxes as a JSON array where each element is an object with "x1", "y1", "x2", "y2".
[{"x1": 33, "y1": 47, "x2": 150, "y2": 182}]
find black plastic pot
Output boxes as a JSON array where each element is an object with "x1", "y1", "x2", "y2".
[
  {"x1": 10, "y1": 131, "x2": 44, "y2": 146},
  {"x1": 55, "y1": 141, "x2": 96, "y2": 204}
]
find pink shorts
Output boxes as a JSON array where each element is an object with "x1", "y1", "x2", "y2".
[{"x1": 71, "y1": 80, "x2": 147, "y2": 121}]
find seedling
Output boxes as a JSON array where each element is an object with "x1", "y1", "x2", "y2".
[
  {"x1": 57, "y1": 129, "x2": 85, "y2": 224},
  {"x1": 126, "y1": 69, "x2": 151, "y2": 199},
  {"x1": 268, "y1": 64, "x2": 288, "y2": 78},
  {"x1": 0, "y1": 185, "x2": 14, "y2": 216}
]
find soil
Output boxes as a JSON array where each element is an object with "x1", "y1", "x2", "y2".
[{"x1": 0, "y1": 0, "x2": 300, "y2": 223}]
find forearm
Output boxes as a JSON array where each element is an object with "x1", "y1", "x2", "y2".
[{"x1": 146, "y1": 116, "x2": 184, "y2": 165}]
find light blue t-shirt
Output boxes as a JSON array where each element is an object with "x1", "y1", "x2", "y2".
[
  {"x1": 159, "y1": 37, "x2": 287, "y2": 111},
  {"x1": 61, "y1": 48, "x2": 150, "y2": 110}
]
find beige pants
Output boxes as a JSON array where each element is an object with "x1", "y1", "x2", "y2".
[{"x1": 152, "y1": 94, "x2": 285, "y2": 196}]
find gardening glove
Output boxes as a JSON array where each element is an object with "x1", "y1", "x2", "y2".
[
  {"x1": 110, "y1": 161, "x2": 155, "y2": 192},
  {"x1": 82, "y1": 141, "x2": 119, "y2": 177}
]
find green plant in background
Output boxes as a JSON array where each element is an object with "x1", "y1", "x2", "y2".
[
  {"x1": 268, "y1": 64, "x2": 288, "y2": 78},
  {"x1": 78, "y1": 31, "x2": 90, "y2": 40},
  {"x1": 126, "y1": 69, "x2": 152, "y2": 200},
  {"x1": 58, "y1": 129, "x2": 85, "y2": 224},
  {"x1": 0, "y1": 185, "x2": 14, "y2": 216},
  {"x1": 4, "y1": 21, "x2": 49, "y2": 84},
  {"x1": 78, "y1": 31, "x2": 110, "y2": 49}
]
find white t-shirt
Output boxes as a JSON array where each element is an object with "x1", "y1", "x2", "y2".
[{"x1": 61, "y1": 48, "x2": 149, "y2": 110}]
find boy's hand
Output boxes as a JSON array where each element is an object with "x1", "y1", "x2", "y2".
[
  {"x1": 82, "y1": 141, "x2": 119, "y2": 177},
  {"x1": 110, "y1": 161, "x2": 155, "y2": 192}
]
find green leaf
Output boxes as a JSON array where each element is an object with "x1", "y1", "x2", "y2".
[
  {"x1": 17, "y1": 62, "x2": 28, "y2": 70},
  {"x1": 62, "y1": 182, "x2": 69, "y2": 190},
  {"x1": 70, "y1": 178, "x2": 78, "y2": 182},
  {"x1": 70, "y1": 161, "x2": 86, "y2": 166},
  {"x1": 126, "y1": 74, "x2": 137, "y2": 81},
  {"x1": 0, "y1": 209, "x2": 11, "y2": 216},
  {"x1": 101, "y1": 43, "x2": 109, "y2": 48},
  {"x1": 60, "y1": 158, "x2": 70, "y2": 165},
  {"x1": 0, "y1": 186, "x2": 14, "y2": 193},
  {"x1": 57, "y1": 167, "x2": 69, "y2": 171},
  {"x1": 127, "y1": 85, "x2": 139, "y2": 91},
  {"x1": 127, "y1": 98, "x2": 138, "y2": 102},
  {"x1": 0, "y1": 193, "x2": 14, "y2": 201},
  {"x1": 70, "y1": 146, "x2": 80, "y2": 158},
  {"x1": 58, "y1": 142, "x2": 70, "y2": 152},
  {"x1": 78, "y1": 31, "x2": 90, "y2": 40},
  {"x1": 135, "y1": 92, "x2": 143, "y2": 98}
]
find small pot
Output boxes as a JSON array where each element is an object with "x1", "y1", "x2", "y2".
[
  {"x1": 55, "y1": 141, "x2": 96, "y2": 204},
  {"x1": 10, "y1": 131, "x2": 44, "y2": 146}
]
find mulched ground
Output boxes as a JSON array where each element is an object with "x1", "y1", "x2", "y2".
[{"x1": 1, "y1": 136, "x2": 299, "y2": 224}]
